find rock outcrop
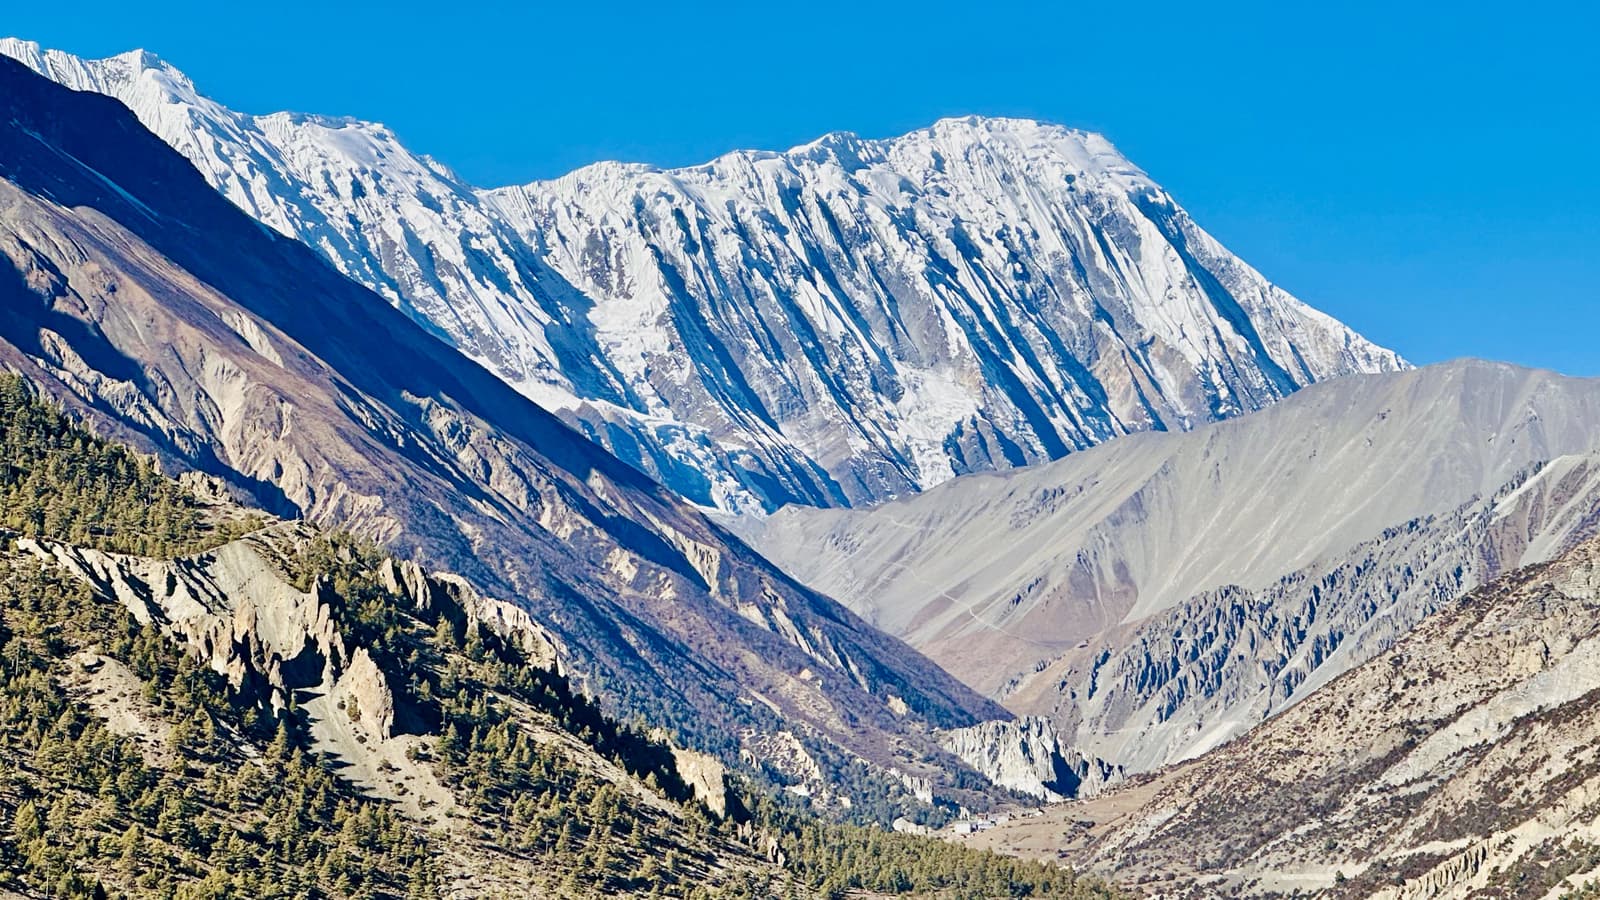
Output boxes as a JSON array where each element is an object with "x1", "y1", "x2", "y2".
[
  {"x1": 333, "y1": 647, "x2": 397, "y2": 739},
  {"x1": 19, "y1": 523, "x2": 564, "y2": 736},
  {"x1": 941, "y1": 717, "x2": 1122, "y2": 801},
  {"x1": 670, "y1": 747, "x2": 733, "y2": 820},
  {"x1": 21, "y1": 526, "x2": 338, "y2": 700},
  {"x1": 378, "y1": 556, "x2": 562, "y2": 672}
]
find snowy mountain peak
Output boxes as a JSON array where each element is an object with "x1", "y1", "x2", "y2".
[
  {"x1": 912, "y1": 115, "x2": 1150, "y2": 180},
  {"x1": 564, "y1": 116, "x2": 1145, "y2": 194},
  {"x1": 3, "y1": 39, "x2": 1408, "y2": 515},
  {"x1": 0, "y1": 38, "x2": 187, "y2": 98}
]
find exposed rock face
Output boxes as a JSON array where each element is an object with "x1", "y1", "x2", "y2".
[
  {"x1": 889, "y1": 769, "x2": 935, "y2": 805},
  {"x1": 19, "y1": 523, "x2": 559, "y2": 738},
  {"x1": 0, "y1": 56, "x2": 1003, "y2": 809},
  {"x1": 21, "y1": 526, "x2": 342, "y2": 701},
  {"x1": 670, "y1": 747, "x2": 732, "y2": 820},
  {"x1": 940, "y1": 717, "x2": 1122, "y2": 801},
  {"x1": 378, "y1": 556, "x2": 562, "y2": 672},
  {"x1": 970, "y1": 533, "x2": 1600, "y2": 899},
  {"x1": 1, "y1": 39, "x2": 1404, "y2": 515},
  {"x1": 334, "y1": 647, "x2": 396, "y2": 739},
  {"x1": 746, "y1": 362, "x2": 1600, "y2": 771}
]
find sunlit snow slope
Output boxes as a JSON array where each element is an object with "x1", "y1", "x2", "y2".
[{"x1": 2, "y1": 38, "x2": 1405, "y2": 514}]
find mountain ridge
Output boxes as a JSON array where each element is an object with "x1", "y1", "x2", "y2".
[
  {"x1": 0, "y1": 51, "x2": 1005, "y2": 814},
  {"x1": 1, "y1": 37, "x2": 1406, "y2": 515}
]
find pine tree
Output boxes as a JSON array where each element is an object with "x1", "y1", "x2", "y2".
[{"x1": 13, "y1": 798, "x2": 42, "y2": 841}]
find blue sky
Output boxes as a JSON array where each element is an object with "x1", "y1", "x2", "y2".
[{"x1": 9, "y1": 0, "x2": 1599, "y2": 373}]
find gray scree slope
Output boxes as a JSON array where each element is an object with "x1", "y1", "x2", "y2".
[{"x1": 745, "y1": 361, "x2": 1600, "y2": 769}]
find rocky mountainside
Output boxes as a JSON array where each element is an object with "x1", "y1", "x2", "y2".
[
  {"x1": 1016, "y1": 449, "x2": 1600, "y2": 774},
  {"x1": 12, "y1": 522, "x2": 745, "y2": 896},
  {"x1": 0, "y1": 54, "x2": 1007, "y2": 813},
  {"x1": 966, "y1": 531, "x2": 1600, "y2": 900},
  {"x1": 744, "y1": 361, "x2": 1600, "y2": 770},
  {"x1": 0, "y1": 39, "x2": 1405, "y2": 515},
  {"x1": 0, "y1": 384, "x2": 1124, "y2": 898},
  {"x1": 0, "y1": 375, "x2": 760, "y2": 896}
]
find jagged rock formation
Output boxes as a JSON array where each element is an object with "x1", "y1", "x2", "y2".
[
  {"x1": 1009, "y1": 450, "x2": 1600, "y2": 773},
  {"x1": 0, "y1": 38, "x2": 1404, "y2": 515},
  {"x1": 746, "y1": 362, "x2": 1600, "y2": 771},
  {"x1": 378, "y1": 554, "x2": 562, "y2": 672},
  {"x1": 16, "y1": 524, "x2": 538, "y2": 823},
  {"x1": 939, "y1": 717, "x2": 1122, "y2": 802},
  {"x1": 0, "y1": 54, "x2": 1002, "y2": 809},
  {"x1": 669, "y1": 747, "x2": 733, "y2": 820},
  {"x1": 968, "y1": 532, "x2": 1600, "y2": 899},
  {"x1": 26, "y1": 527, "x2": 343, "y2": 699},
  {"x1": 22, "y1": 523, "x2": 560, "y2": 738},
  {"x1": 20, "y1": 519, "x2": 581, "y2": 822}
]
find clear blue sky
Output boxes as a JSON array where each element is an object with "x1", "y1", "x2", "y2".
[{"x1": 9, "y1": 1, "x2": 1599, "y2": 374}]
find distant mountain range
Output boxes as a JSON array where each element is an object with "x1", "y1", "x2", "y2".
[
  {"x1": 0, "y1": 38, "x2": 1404, "y2": 515},
  {"x1": 7, "y1": 32, "x2": 1600, "y2": 900}
]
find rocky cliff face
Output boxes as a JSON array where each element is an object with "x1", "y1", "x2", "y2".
[
  {"x1": 0, "y1": 55, "x2": 1001, "y2": 810},
  {"x1": 18, "y1": 519, "x2": 580, "y2": 823},
  {"x1": 23, "y1": 525, "x2": 362, "y2": 711},
  {"x1": 968, "y1": 532, "x2": 1600, "y2": 899},
  {"x1": 22, "y1": 521, "x2": 560, "y2": 741},
  {"x1": 939, "y1": 717, "x2": 1123, "y2": 802},
  {"x1": 1, "y1": 39, "x2": 1404, "y2": 515},
  {"x1": 669, "y1": 746, "x2": 733, "y2": 820},
  {"x1": 488, "y1": 118, "x2": 1404, "y2": 512}
]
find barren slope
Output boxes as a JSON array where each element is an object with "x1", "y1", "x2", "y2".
[
  {"x1": 968, "y1": 532, "x2": 1600, "y2": 900},
  {"x1": 745, "y1": 362, "x2": 1600, "y2": 768}
]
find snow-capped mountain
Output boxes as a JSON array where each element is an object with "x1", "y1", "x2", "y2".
[{"x1": 1, "y1": 38, "x2": 1406, "y2": 514}]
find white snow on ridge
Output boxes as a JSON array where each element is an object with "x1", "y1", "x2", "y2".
[{"x1": 1, "y1": 38, "x2": 1407, "y2": 515}]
